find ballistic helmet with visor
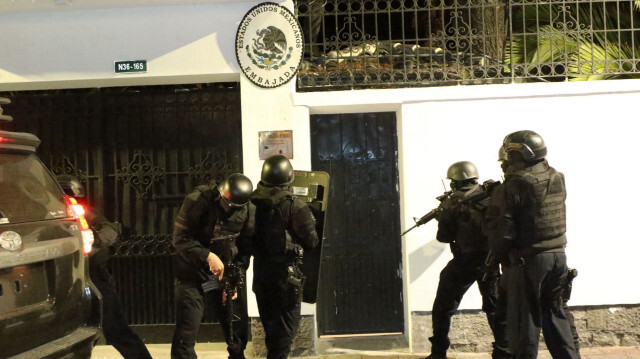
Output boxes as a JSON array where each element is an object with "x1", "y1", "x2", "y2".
[
  {"x1": 57, "y1": 174, "x2": 86, "y2": 198},
  {"x1": 218, "y1": 173, "x2": 253, "y2": 207},
  {"x1": 503, "y1": 130, "x2": 547, "y2": 162},
  {"x1": 261, "y1": 154, "x2": 294, "y2": 186},
  {"x1": 446, "y1": 161, "x2": 479, "y2": 181}
]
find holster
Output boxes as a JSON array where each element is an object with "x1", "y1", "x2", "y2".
[
  {"x1": 285, "y1": 263, "x2": 306, "y2": 305},
  {"x1": 562, "y1": 268, "x2": 578, "y2": 302},
  {"x1": 287, "y1": 264, "x2": 306, "y2": 288}
]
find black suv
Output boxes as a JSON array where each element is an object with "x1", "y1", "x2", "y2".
[{"x1": 0, "y1": 97, "x2": 101, "y2": 358}]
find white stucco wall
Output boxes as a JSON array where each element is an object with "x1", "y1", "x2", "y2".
[
  {"x1": 296, "y1": 79, "x2": 640, "y2": 314},
  {"x1": 399, "y1": 85, "x2": 640, "y2": 311},
  {"x1": 0, "y1": 1, "x2": 245, "y2": 89},
  {"x1": 2, "y1": 0, "x2": 639, "y2": 334},
  {"x1": 240, "y1": 77, "x2": 314, "y2": 316}
]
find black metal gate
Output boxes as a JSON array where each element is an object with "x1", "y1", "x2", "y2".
[
  {"x1": 310, "y1": 112, "x2": 404, "y2": 336},
  {"x1": 1, "y1": 85, "x2": 242, "y2": 338}
]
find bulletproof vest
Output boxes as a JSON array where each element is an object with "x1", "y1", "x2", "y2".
[
  {"x1": 447, "y1": 185, "x2": 489, "y2": 255},
  {"x1": 509, "y1": 162, "x2": 567, "y2": 242},
  {"x1": 252, "y1": 189, "x2": 294, "y2": 261}
]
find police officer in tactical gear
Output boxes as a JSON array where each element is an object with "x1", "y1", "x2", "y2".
[
  {"x1": 171, "y1": 173, "x2": 255, "y2": 359},
  {"x1": 427, "y1": 162, "x2": 507, "y2": 359},
  {"x1": 485, "y1": 130, "x2": 579, "y2": 359},
  {"x1": 57, "y1": 175, "x2": 153, "y2": 359},
  {"x1": 251, "y1": 154, "x2": 319, "y2": 359}
]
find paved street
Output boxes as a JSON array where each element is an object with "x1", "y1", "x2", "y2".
[{"x1": 91, "y1": 344, "x2": 640, "y2": 359}]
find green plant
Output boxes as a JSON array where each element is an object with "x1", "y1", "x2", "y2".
[{"x1": 505, "y1": 0, "x2": 640, "y2": 80}]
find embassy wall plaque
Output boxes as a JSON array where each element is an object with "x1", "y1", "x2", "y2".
[
  {"x1": 258, "y1": 130, "x2": 293, "y2": 159},
  {"x1": 235, "y1": 2, "x2": 303, "y2": 88}
]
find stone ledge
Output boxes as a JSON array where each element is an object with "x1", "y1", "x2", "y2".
[{"x1": 411, "y1": 305, "x2": 640, "y2": 354}]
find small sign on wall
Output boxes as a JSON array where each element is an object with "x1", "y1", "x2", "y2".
[
  {"x1": 259, "y1": 130, "x2": 293, "y2": 159},
  {"x1": 115, "y1": 60, "x2": 147, "y2": 74}
]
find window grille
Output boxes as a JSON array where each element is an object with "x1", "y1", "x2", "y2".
[{"x1": 295, "y1": 0, "x2": 640, "y2": 91}]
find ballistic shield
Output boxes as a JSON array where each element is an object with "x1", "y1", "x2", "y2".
[{"x1": 289, "y1": 170, "x2": 329, "y2": 303}]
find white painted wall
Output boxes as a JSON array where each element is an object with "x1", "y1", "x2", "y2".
[
  {"x1": 0, "y1": 2, "x2": 246, "y2": 90},
  {"x1": 240, "y1": 77, "x2": 315, "y2": 316},
  {"x1": 2, "y1": 0, "x2": 639, "y2": 335},
  {"x1": 399, "y1": 88, "x2": 640, "y2": 311},
  {"x1": 296, "y1": 79, "x2": 640, "y2": 313}
]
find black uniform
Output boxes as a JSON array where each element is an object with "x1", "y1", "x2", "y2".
[
  {"x1": 250, "y1": 182, "x2": 318, "y2": 359},
  {"x1": 485, "y1": 160, "x2": 578, "y2": 359},
  {"x1": 85, "y1": 207, "x2": 153, "y2": 359},
  {"x1": 428, "y1": 183, "x2": 504, "y2": 359},
  {"x1": 171, "y1": 181, "x2": 255, "y2": 359}
]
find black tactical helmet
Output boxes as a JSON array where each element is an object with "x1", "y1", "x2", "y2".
[
  {"x1": 57, "y1": 174, "x2": 85, "y2": 198},
  {"x1": 503, "y1": 130, "x2": 547, "y2": 162},
  {"x1": 446, "y1": 161, "x2": 479, "y2": 181},
  {"x1": 218, "y1": 173, "x2": 253, "y2": 207},
  {"x1": 261, "y1": 154, "x2": 294, "y2": 186}
]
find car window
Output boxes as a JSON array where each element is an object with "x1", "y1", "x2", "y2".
[{"x1": 0, "y1": 151, "x2": 67, "y2": 223}]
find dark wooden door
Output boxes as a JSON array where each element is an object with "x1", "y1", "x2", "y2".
[
  {"x1": 310, "y1": 112, "x2": 403, "y2": 336},
  {"x1": 0, "y1": 85, "x2": 242, "y2": 337}
]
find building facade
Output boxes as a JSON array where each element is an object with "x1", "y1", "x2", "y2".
[{"x1": 1, "y1": 0, "x2": 639, "y2": 354}]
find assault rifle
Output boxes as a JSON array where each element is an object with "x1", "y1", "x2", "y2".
[
  {"x1": 208, "y1": 233, "x2": 244, "y2": 347},
  {"x1": 400, "y1": 191, "x2": 452, "y2": 236},
  {"x1": 401, "y1": 179, "x2": 501, "y2": 237}
]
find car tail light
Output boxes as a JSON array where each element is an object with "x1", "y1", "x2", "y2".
[{"x1": 64, "y1": 196, "x2": 94, "y2": 255}]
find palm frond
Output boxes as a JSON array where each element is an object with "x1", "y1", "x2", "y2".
[
  {"x1": 568, "y1": 41, "x2": 640, "y2": 80},
  {"x1": 506, "y1": 0, "x2": 640, "y2": 80}
]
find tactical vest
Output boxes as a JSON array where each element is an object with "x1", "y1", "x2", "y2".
[
  {"x1": 509, "y1": 163, "x2": 567, "y2": 243},
  {"x1": 444, "y1": 184, "x2": 489, "y2": 255},
  {"x1": 252, "y1": 189, "x2": 295, "y2": 263}
]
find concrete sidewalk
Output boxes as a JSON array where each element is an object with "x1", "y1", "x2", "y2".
[{"x1": 91, "y1": 344, "x2": 640, "y2": 359}]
